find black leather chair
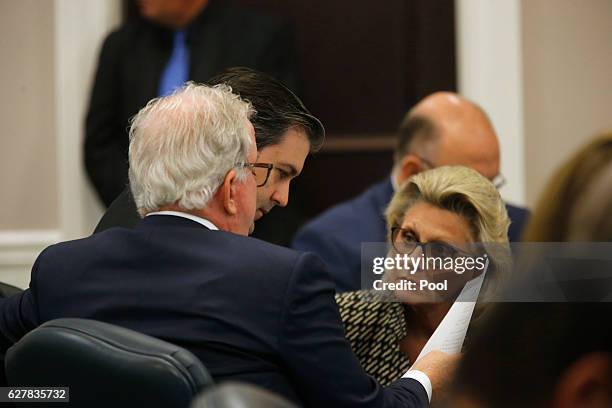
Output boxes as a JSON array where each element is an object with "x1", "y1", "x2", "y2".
[
  {"x1": 191, "y1": 382, "x2": 297, "y2": 408},
  {"x1": 0, "y1": 281, "x2": 22, "y2": 389},
  {"x1": 0, "y1": 281, "x2": 22, "y2": 298},
  {"x1": 5, "y1": 318, "x2": 214, "y2": 407}
]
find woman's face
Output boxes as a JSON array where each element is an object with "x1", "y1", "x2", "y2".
[{"x1": 387, "y1": 200, "x2": 482, "y2": 303}]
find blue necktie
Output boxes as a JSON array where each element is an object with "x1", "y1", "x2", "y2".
[{"x1": 158, "y1": 31, "x2": 190, "y2": 96}]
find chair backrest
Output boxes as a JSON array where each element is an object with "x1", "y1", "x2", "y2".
[
  {"x1": 0, "y1": 281, "x2": 22, "y2": 298},
  {"x1": 5, "y1": 318, "x2": 214, "y2": 408},
  {"x1": 191, "y1": 382, "x2": 298, "y2": 408}
]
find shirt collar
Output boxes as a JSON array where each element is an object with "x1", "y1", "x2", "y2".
[{"x1": 145, "y1": 211, "x2": 219, "y2": 230}]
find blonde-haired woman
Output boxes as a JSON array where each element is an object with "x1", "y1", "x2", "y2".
[{"x1": 336, "y1": 165, "x2": 511, "y2": 386}]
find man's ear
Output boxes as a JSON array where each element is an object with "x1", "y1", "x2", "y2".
[
  {"x1": 221, "y1": 169, "x2": 238, "y2": 215},
  {"x1": 552, "y1": 352, "x2": 612, "y2": 408},
  {"x1": 397, "y1": 155, "x2": 424, "y2": 185}
]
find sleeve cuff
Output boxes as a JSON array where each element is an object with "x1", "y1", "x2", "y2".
[{"x1": 402, "y1": 369, "x2": 432, "y2": 402}]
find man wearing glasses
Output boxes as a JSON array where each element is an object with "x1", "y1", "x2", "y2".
[
  {"x1": 94, "y1": 67, "x2": 324, "y2": 237},
  {"x1": 293, "y1": 92, "x2": 529, "y2": 293},
  {"x1": 2, "y1": 83, "x2": 457, "y2": 408}
]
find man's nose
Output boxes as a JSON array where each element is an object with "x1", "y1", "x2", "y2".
[{"x1": 271, "y1": 184, "x2": 290, "y2": 207}]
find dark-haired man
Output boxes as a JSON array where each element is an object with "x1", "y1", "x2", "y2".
[
  {"x1": 293, "y1": 92, "x2": 530, "y2": 293},
  {"x1": 94, "y1": 67, "x2": 323, "y2": 234}
]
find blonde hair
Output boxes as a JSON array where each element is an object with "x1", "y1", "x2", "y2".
[{"x1": 385, "y1": 165, "x2": 511, "y2": 301}]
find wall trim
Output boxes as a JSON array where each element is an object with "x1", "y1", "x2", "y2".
[
  {"x1": 0, "y1": 230, "x2": 61, "y2": 264},
  {"x1": 0, "y1": 229, "x2": 62, "y2": 289}
]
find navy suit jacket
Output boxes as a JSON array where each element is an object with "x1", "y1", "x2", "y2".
[
  {"x1": 293, "y1": 178, "x2": 530, "y2": 293},
  {"x1": 0, "y1": 215, "x2": 428, "y2": 408}
]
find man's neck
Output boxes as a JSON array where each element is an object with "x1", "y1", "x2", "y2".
[{"x1": 167, "y1": 0, "x2": 209, "y2": 29}]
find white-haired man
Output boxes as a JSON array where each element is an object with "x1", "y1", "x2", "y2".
[{"x1": 1, "y1": 84, "x2": 455, "y2": 407}]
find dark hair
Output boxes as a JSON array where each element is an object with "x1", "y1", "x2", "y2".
[
  {"x1": 393, "y1": 113, "x2": 437, "y2": 163},
  {"x1": 207, "y1": 67, "x2": 325, "y2": 152},
  {"x1": 455, "y1": 300, "x2": 612, "y2": 407}
]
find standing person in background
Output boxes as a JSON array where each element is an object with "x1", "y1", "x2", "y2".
[
  {"x1": 293, "y1": 92, "x2": 530, "y2": 293},
  {"x1": 85, "y1": 0, "x2": 298, "y2": 206}
]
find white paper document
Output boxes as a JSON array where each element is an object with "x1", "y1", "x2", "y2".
[{"x1": 413, "y1": 262, "x2": 488, "y2": 363}]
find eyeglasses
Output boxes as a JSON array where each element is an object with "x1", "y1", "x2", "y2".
[
  {"x1": 240, "y1": 162, "x2": 274, "y2": 187},
  {"x1": 415, "y1": 155, "x2": 506, "y2": 190},
  {"x1": 390, "y1": 227, "x2": 475, "y2": 259}
]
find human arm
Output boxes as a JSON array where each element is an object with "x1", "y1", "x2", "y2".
[
  {"x1": 0, "y1": 258, "x2": 41, "y2": 354},
  {"x1": 278, "y1": 253, "x2": 430, "y2": 407}
]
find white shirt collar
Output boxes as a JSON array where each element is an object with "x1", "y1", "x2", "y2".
[{"x1": 145, "y1": 211, "x2": 219, "y2": 230}]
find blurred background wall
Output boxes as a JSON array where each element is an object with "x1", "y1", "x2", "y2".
[
  {"x1": 0, "y1": 0, "x2": 119, "y2": 287},
  {"x1": 0, "y1": 0, "x2": 611, "y2": 288},
  {"x1": 522, "y1": 0, "x2": 612, "y2": 206}
]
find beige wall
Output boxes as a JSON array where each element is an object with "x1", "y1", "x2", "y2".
[
  {"x1": 0, "y1": 0, "x2": 58, "y2": 230},
  {"x1": 0, "y1": 0, "x2": 119, "y2": 288},
  {"x1": 522, "y1": 0, "x2": 612, "y2": 207}
]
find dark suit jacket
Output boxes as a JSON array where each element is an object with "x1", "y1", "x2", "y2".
[
  {"x1": 93, "y1": 187, "x2": 307, "y2": 247},
  {"x1": 0, "y1": 215, "x2": 428, "y2": 408},
  {"x1": 292, "y1": 178, "x2": 530, "y2": 293},
  {"x1": 93, "y1": 188, "x2": 139, "y2": 233},
  {"x1": 85, "y1": 1, "x2": 298, "y2": 206}
]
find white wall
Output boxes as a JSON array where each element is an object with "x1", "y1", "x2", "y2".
[
  {"x1": 0, "y1": 0, "x2": 58, "y2": 231},
  {"x1": 456, "y1": 0, "x2": 526, "y2": 206},
  {"x1": 0, "y1": 0, "x2": 120, "y2": 288}
]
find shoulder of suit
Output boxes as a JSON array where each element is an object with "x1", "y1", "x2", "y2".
[
  {"x1": 218, "y1": 231, "x2": 304, "y2": 263},
  {"x1": 505, "y1": 202, "x2": 530, "y2": 215},
  {"x1": 299, "y1": 180, "x2": 390, "y2": 232},
  {"x1": 33, "y1": 230, "x2": 121, "y2": 266}
]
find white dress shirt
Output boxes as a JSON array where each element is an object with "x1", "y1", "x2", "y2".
[{"x1": 403, "y1": 369, "x2": 432, "y2": 402}]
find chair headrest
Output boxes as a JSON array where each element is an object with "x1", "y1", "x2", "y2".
[
  {"x1": 0, "y1": 281, "x2": 22, "y2": 298},
  {"x1": 190, "y1": 382, "x2": 297, "y2": 408},
  {"x1": 6, "y1": 318, "x2": 213, "y2": 407}
]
